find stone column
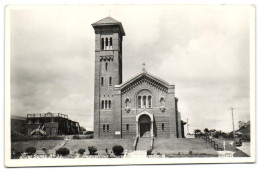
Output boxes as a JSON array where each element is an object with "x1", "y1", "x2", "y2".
[
  {"x1": 103, "y1": 39, "x2": 106, "y2": 50},
  {"x1": 136, "y1": 121, "x2": 139, "y2": 137},
  {"x1": 151, "y1": 121, "x2": 154, "y2": 137}
]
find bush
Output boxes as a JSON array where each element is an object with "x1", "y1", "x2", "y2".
[
  {"x1": 112, "y1": 145, "x2": 124, "y2": 156},
  {"x1": 78, "y1": 148, "x2": 86, "y2": 155},
  {"x1": 11, "y1": 148, "x2": 22, "y2": 159},
  {"x1": 73, "y1": 135, "x2": 93, "y2": 139},
  {"x1": 26, "y1": 147, "x2": 36, "y2": 155},
  {"x1": 73, "y1": 135, "x2": 81, "y2": 139},
  {"x1": 147, "y1": 149, "x2": 152, "y2": 155},
  {"x1": 189, "y1": 150, "x2": 193, "y2": 155},
  {"x1": 88, "y1": 146, "x2": 97, "y2": 155},
  {"x1": 56, "y1": 148, "x2": 70, "y2": 156}
]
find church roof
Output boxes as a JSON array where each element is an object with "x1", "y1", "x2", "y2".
[
  {"x1": 92, "y1": 17, "x2": 125, "y2": 36},
  {"x1": 115, "y1": 71, "x2": 175, "y2": 93}
]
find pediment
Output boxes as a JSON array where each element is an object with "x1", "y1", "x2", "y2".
[{"x1": 116, "y1": 72, "x2": 174, "y2": 94}]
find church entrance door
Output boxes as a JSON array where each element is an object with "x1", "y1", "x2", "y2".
[
  {"x1": 140, "y1": 123, "x2": 150, "y2": 137},
  {"x1": 139, "y1": 114, "x2": 151, "y2": 138}
]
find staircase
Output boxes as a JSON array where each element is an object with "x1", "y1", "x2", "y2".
[{"x1": 136, "y1": 138, "x2": 151, "y2": 151}]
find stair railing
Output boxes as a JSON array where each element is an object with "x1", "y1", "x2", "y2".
[
  {"x1": 133, "y1": 136, "x2": 139, "y2": 151},
  {"x1": 196, "y1": 135, "x2": 223, "y2": 151}
]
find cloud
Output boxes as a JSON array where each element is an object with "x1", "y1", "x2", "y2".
[{"x1": 10, "y1": 5, "x2": 251, "y2": 132}]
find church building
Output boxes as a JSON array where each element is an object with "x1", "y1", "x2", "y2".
[{"x1": 92, "y1": 17, "x2": 185, "y2": 139}]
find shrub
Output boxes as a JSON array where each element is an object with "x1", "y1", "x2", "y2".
[
  {"x1": 56, "y1": 148, "x2": 70, "y2": 156},
  {"x1": 73, "y1": 135, "x2": 81, "y2": 139},
  {"x1": 189, "y1": 150, "x2": 193, "y2": 155},
  {"x1": 112, "y1": 145, "x2": 124, "y2": 156},
  {"x1": 147, "y1": 149, "x2": 152, "y2": 155},
  {"x1": 88, "y1": 146, "x2": 97, "y2": 155},
  {"x1": 78, "y1": 148, "x2": 86, "y2": 155},
  {"x1": 73, "y1": 135, "x2": 93, "y2": 139},
  {"x1": 26, "y1": 147, "x2": 36, "y2": 155},
  {"x1": 11, "y1": 148, "x2": 22, "y2": 159}
]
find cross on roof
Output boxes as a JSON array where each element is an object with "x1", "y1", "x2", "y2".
[{"x1": 142, "y1": 63, "x2": 146, "y2": 73}]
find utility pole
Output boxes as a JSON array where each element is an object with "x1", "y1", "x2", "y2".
[
  {"x1": 186, "y1": 118, "x2": 189, "y2": 134},
  {"x1": 230, "y1": 107, "x2": 236, "y2": 143}
]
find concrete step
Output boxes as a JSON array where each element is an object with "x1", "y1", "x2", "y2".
[
  {"x1": 128, "y1": 150, "x2": 147, "y2": 158},
  {"x1": 137, "y1": 138, "x2": 151, "y2": 151}
]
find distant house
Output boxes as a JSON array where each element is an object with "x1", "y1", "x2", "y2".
[
  {"x1": 26, "y1": 112, "x2": 81, "y2": 136},
  {"x1": 11, "y1": 115, "x2": 27, "y2": 134}
]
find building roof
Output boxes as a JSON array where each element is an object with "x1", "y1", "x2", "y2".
[
  {"x1": 92, "y1": 17, "x2": 125, "y2": 36},
  {"x1": 115, "y1": 71, "x2": 175, "y2": 94},
  {"x1": 11, "y1": 115, "x2": 26, "y2": 121}
]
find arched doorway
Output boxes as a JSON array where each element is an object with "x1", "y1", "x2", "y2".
[{"x1": 139, "y1": 115, "x2": 151, "y2": 137}]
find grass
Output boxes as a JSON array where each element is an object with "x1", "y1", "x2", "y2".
[
  {"x1": 11, "y1": 140, "x2": 64, "y2": 153},
  {"x1": 152, "y1": 138, "x2": 218, "y2": 156},
  {"x1": 63, "y1": 138, "x2": 135, "y2": 154}
]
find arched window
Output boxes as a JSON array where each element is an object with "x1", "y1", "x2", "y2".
[
  {"x1": 101, "y1": 101, "x2": 104, "y2": 109},
  {"x1": 148, "y1": 96, "x2": 152, "y2": 108},
  {"x1": 143, "y1": 96, "x2": 147, "y2": 108},
  {"x1": 108, "y1": 100, "x2": 111, "y2": 108},
  {"x1": 105, "y1": 100, "x2": 107, "y2": 109},
  {"x1": 105, "y1": 38, "x2": 108, "y2": 49},
  {"x1": 105, "y1": 63, "x2": 108, "y2": 71},
  {"x1": 125, "y1": 99, "x2": 130, "y2": 107},
  {"x1": 109, "y1": 77, "x2": 112, "y2": 86},
  {"x1": 110, "y1": 37, "x2": 113, "y2": 49},
  {"x1": 138, "y1": 96, "x2": 141, "y2": 108},
  {"x1": 101, "y1": 38, "x2": 104, "y2": 50},
  {"x1": 137, "y1": 90, "x2": 152, "y2": 109}
]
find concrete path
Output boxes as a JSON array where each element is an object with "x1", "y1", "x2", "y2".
[
  {"x1": 49, "y1": 136, "x2": 72, "y2": 154},
  {"x1": 236, "y1": 142, "x2": 250, "y2": 156}
]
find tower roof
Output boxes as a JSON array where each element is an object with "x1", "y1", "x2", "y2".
[{"x1": 92, "y1": 17, "x2": 125, "y2": 36}]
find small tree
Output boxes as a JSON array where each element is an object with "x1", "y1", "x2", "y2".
[
  {"x1": 194, "y1": 129, "x2": 201, "y2": 134},
  {"x1": 88, "y1": 146, "x2": 97, "y2": 155},
  {"x1": 112, "y1": 145, "x2": 124, "y2": 156},
  {"x1": 204, "y1": 128, "x2": 209, "y2": 133},
  {"x1": 147, "y1": 149, "x2": 152, "y2": 155},
  {"x1": 26, "y1": 147, "x2": 36, "y2": 155}
]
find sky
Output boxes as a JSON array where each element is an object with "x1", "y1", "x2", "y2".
[{"x1": 9, "y1": 5, "x2": 253, "y2": 133}]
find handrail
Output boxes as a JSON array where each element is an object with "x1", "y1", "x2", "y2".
[
  {"x1": 196, "y1": 135, "x2": 223, "y2": 151},
  {"x1": 133, "y1": 136, "x2": 139, "y2": 151}
]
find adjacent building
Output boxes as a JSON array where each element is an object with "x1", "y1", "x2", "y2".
[
  {"x1": 11, "y1": 115, "x2": 27, "y2": 135},
  {"x1": 26, "y1": 112, "x2": 80, "y2": 136}
]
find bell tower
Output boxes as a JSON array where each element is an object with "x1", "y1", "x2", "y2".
[{"x1": 92, "y1": 17, "x2": 125, "y2": 138}]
